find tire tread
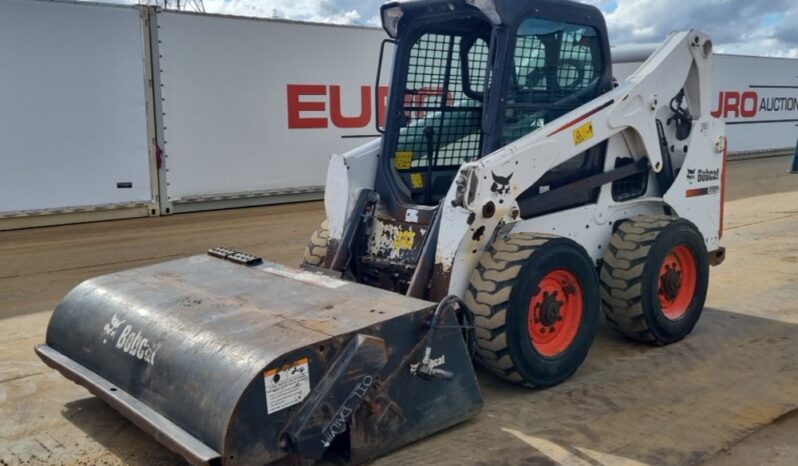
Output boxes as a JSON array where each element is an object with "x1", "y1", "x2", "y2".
[
  {"x1": 599, "y1": 215, "x2": 676, "y2": 344},
  {"x1": 302, "y1": 219, "x2": 329, "y2": 266},
  {"x1": 464, "y1": 233, "x2": 557, "y2": 384}
]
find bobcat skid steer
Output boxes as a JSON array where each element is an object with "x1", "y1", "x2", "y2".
[{"x1": 36, "y1": 0, "x2": 726, "y2": 465}]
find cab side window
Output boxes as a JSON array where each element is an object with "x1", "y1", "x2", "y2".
[{"x1": 502, "y1": 18, "x2": 604, "y2": 146}]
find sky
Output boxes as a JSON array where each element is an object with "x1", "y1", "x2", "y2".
[{"x1": 105, "y1": 0, "x2": 797, "y2": 58}]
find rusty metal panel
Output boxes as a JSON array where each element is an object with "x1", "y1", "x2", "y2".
[{"x1": 366, "y1": 217, "x2": 430, "y2": 263}]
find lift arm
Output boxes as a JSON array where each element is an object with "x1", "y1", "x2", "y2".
[{"x1": 437, "y1": 30, "x2": 725, "y2": 296}]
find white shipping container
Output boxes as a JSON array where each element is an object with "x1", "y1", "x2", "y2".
[
  {"x1": 153, "y1": 12, "x2": 391, "y2": 213},
  {"x1": 2, "y1": 1, "x2": 796, "y2": 224},
  {"x1": 0, "y1": 0, "x2": 155, "y2": 217}
]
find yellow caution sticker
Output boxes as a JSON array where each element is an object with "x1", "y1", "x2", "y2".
[
  {"x1": 572, "y1": 122, "x2": 594, "y2": 145},
  {"x1": 410, "y1": 173, "x2": 424, "y2": 189},
  {"x1": 395, "y1": 151, "x2": 413, "y2": 170},
  {"x1": 393, "y1": 230, "x2": 416, "y2": 251}
]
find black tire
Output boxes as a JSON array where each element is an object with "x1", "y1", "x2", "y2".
[
  {"x1": 600, "y1": 215, "x2": 709, "y2": 345},
  {"x1": 465, "y1": 233, "x2": 600, "y2": 387},
  {"x1": 302, "y1": 220, "x2": 329, "y2": 267}
]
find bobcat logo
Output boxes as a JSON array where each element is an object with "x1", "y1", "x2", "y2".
[
  {"x1": 698, "y1": 169, "x2": 720, "y2": 182},
  {"x1": 100, "y1": 313, "x2": 161, "y2": 365},
  {"x1": 686, "y1": 168, "x2": 696, "y2": 181},
  {"x1": 102, "y1": 313, "x2": 126, "y2": 344},
  {"x1": 491, "y1": 172, "x2": 513, "y2": 195}
]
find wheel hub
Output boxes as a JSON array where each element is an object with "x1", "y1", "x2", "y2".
[
  {"x1": 660, "y1": 265, "x2": 682, "y2": 300},
  {"x1": 657, "y1": 244, "x2": 698, "y2": 321},
  {"x1": 536, "y1": 292, "x2": 564, "y2": 328},
  {"x1": 528, "y1": 269, "x2": 584, "y2": 357}
]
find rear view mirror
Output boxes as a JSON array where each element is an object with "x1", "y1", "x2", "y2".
[{"x1": 375, "y1": 38, "x2": 396, "y2": 134}]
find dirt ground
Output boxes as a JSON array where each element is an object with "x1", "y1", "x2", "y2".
[{"x1": 1, "y1": 155, "x2": 797, "y2": 465}]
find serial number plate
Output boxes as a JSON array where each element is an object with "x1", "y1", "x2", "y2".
[{"x1": 572, "y1": 122, "x2": 594, "y2": 145}]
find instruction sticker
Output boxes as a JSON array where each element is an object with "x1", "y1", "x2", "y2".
[
  {"x1": 572, "y1": 122, "x2": 594, "y2": 145},
  {"x1": 410, "y1": 173, "x2": 424, "y2": 189},
  {"x1": 264, "y1": 358, "x2": 311, "y2": 414},
  {"x1": 395, "y1": 151, "x2": 413, "y2": 170}
]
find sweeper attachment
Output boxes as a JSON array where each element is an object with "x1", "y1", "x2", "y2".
[
  {"x1": 38, "y1": 0, "x2": 727, "y2": 464},
  {"x1": 36, "y1": 253, "x2": 481, "y2": 465}
]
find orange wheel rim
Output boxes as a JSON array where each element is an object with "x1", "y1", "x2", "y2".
[
  {"x1": 658, "y1": 244, "x2": 698, "y2": 320},
  {"x1": 528, "y1": 269, "x2": 583, "y2": 357}
]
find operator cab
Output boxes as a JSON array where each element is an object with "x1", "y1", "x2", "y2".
[{"x1": 376, "y1": 0, "x2": 613, "y2": 212}]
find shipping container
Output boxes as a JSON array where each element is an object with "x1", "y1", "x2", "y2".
[
  {"x1": 2, "y1": 0, "x2": 797, "y2": 227},
  {"x1": 0, "y1": 0, "x2": 158, "y2": 229}
]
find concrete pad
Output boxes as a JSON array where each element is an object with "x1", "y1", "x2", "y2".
[
  {"x1": 702, "y1": 411, "x2": 798, "y2": 466},
  {"x1": 1, "y1": 157, "x2": 797, "y2": 465},
  {"x1": 2, "y1": 303, "x2": 796, "y2": 465},
  {"x1": 710, "y1": 191, "x2": 798, "y2": 325}
]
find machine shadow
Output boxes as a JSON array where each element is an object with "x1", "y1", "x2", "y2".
[
  {"x1": 61, "y1": 397, "x2": 188, "y2": 466},
  {"x1": 477, "y1": 307, "x2": 798, "y2": 392}
]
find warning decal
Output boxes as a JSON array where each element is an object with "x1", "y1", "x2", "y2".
[
  {"x1": 394, "y1": 151, "x2": 413, "y2": 170},
  {"x1": 572, "y1": 121, "x2": 594, "y2": 145},
  {"x1": 264, "y1": 358, "x2": 311, "y2": 414}
]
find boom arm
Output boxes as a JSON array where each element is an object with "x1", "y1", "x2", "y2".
[{"x1": 438, "y1": 30, "x2": 725, "y2": 296}]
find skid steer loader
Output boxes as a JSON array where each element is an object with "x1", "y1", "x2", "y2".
[{"x1": 36, "y1": 0, "x2": 727, "y2": 465}]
